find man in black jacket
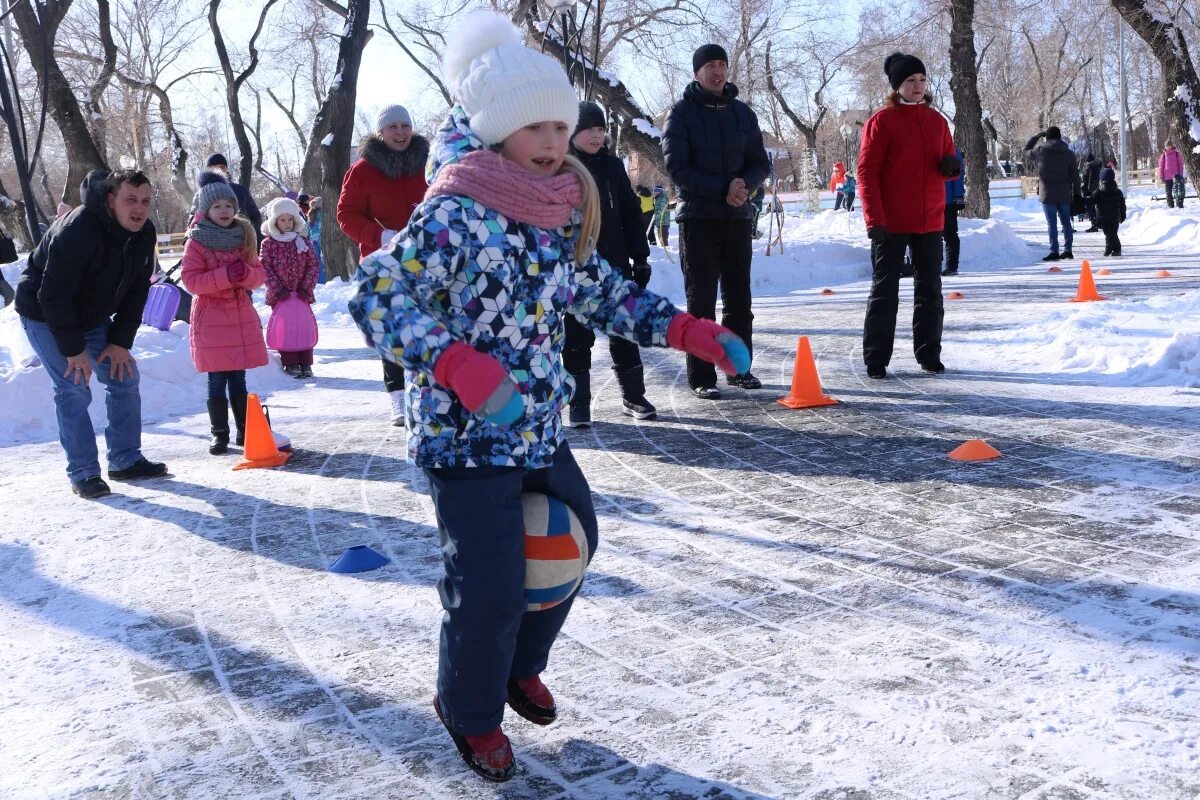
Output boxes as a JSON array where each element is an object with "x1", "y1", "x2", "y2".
[
  {"x1": 564, "y1": 101, "x2": 657, "y2": 426},
  {"x1": 16, "y1": 169, "x2": 168, "y2": 498},
  {"x1": 663, "y1": 44, "x2": 771, "y2": 399},
  {"x1": 1025, "y1": 126, "x2": 1081, "y2": 261}
]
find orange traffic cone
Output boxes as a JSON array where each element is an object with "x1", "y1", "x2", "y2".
[
  {"x1": 1097, "y1": 268, "x2": 1113, "y2": 276},
  {"x1": 234, "y1": 393, "x2": 292, "y2": 470},
  {"x1": 820, "y1": 288, "x2": 836, "y2": 296},
  {"x1": 1047, "y1": 265, "x2": 1063, "y2": 273},
  {"x1": 947, "y1": 290, "x2": 965, "y2": 300},
  {"x1": 778, "y1": 336, "x2": 838, "y2": 409},
  {"x1": 948, "y1": 439, "x2": 1002, "y2": 462},
  {"x1": 1069, "y1": 260, "x2": 1107, "y2": 302},
  {"x1": 1156, "y1": 269, "x2": 1173, "y2": 278}
]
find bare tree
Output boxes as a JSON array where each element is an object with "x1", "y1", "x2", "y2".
[
  {"x1": 1020, "y1": 19, "x2": 1095, "y2": 129},
  {"x1": 11, "y1": 0, "x2": 107, "y2": 205},
  {"x1": 208, "y1": 0, "x2": 279, "y2": 187},
  {"x1": 377, "y1": 3, "x2": 453, "y2": 106},
  {"x1": 949, "y1": 0, "x2": 990, "y2": 217}
]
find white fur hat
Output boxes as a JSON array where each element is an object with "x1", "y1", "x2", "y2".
[
  {"x1": 262, "y1": 196, "x2": 309, "y2": 238},
  {"x1": 441, "y1": 10, "x2": 579, "y2": 146}
]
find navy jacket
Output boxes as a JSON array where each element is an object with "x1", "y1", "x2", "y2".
[
  {"x1": 16, "y1": 170, "x2": 157, "y2": 357},
  {"x1": 571, "y1": 144, "x2": 650, "y2": 273},
  {"x1": 662, "y1": 82, "x2": 771, "y2": 221},
  {"x1": 945, "y1": 151, "x2": 965, "y2": 205}
]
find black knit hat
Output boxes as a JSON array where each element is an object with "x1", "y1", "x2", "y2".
[
  {"x1": 884, "y1": 52, "x2": 926, "y2": 90},
  {"x1": 693, "y1": 44, "x2": 728, "y2": 75},
  {"x1": 205, "y1": 153, "x2": 229, "y2": 169},
  {"x1": 575, "y1": 101, "x2": 606, "y2": 135}
]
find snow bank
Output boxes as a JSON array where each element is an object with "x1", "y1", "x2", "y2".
[
  {"x1": 955, "y1": 288, "x2": 1200, "y2": 388},
  {"x1": 0, "y1": 276, "x2": 350, "y2": 445},
  {"x1": 1122, "y1": 202, "x2": 1200, "y2": 250},
  {"x1": 646, "y1": 210, "x2": 1033, "y2": 303}
]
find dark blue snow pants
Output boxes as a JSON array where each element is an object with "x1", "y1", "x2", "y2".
[{"x1": 424, "y1": 442, "x2": 598, "y2": 736}]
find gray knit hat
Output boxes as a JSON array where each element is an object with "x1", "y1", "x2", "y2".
[
  {"x1": 376, "y1": 104, "x2": 412, "y2": 133},
  {"x1": 195, "y1": 169, "x2": 238, "y2": 214}
]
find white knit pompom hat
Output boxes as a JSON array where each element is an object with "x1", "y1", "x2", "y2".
[
  {"x1": 262, "y1": 197, "x2": 309, "y2": 238},
  {"x1": 441, "y1": 10, "x2": 579, "y2": 146}
]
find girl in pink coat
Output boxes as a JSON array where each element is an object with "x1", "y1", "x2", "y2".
[
  {"x1": 260, "y1": 197, "x2": 320, "y2": 378},
  {"x1": 182, "y1": 170, "x2": 268, "y2": 455}
]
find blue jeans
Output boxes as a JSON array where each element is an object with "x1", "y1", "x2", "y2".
[
  {"x1": 207, "y1": 370, "x2": 247, "y2": 400},
  {"x1": 21, "y1": 316, "x2": 144, "y2": 483},
  {"x1": 1042, "y1": 202, "x2": 1073, "y2": 254}
]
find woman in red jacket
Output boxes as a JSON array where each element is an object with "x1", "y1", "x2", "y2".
[
  {"x1": 337, "y1": 104, "x2": 429, "y2": 423},
  {"x1": 858, "y1": 53, "x2": 959, "y2": 380}
]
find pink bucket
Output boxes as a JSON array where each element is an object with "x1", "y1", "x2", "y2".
[
  {"x1": 142, "y1": 282, "x2": 180, "y2": 331},
  {"x1": 266, "y1": 293, "x2": 318, "y2": 351}
]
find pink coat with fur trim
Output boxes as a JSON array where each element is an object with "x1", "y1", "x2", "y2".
[{"x1": 181, "y1": 239, "x2": 269, "y2": 373}]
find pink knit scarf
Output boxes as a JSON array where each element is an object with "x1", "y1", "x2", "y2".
[{"x1": 426, "y1": 150, "x2": 583, "y2": 230}]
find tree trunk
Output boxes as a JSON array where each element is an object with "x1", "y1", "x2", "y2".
[
  {"x1": 11, "y1": 0, "x2": 108, "y2": 205},
  {"x1": 0, "y1": 177, "x2": 37, "y2": 251},
  {"x1": 316, "y1": 0, "x2": 371, "y2": 281},
  {"x1": 948, "y1": 0, "x2": 991, "y2": 219},
  {"x1": 1111, "y1": 0, "x2": 1200, "y2": 194}
]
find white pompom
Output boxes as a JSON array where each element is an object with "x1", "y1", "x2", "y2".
[{"x1": 441, "y1": 9, "x2": 522, "y2": 93}]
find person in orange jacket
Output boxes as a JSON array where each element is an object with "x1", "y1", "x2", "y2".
[{"x1": 830, "y1": 161, "x2": 847, "y2": 210}]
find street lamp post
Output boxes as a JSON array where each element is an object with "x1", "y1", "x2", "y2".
[{"x1": 1118, "y1": 11, "x2": 1129, "y2": 195}]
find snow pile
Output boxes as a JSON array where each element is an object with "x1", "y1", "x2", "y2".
[
  {"x1": 1121, "y1": 202, "x2": 1200, "y2": 250},
  {"x1": 646, "y1": 210, "x2": 1032, "y2": 302},
  {"x1": 0, "y1": 279, "x2": 359, "y2": 445},
  {"x1": 954, "y1": 288, "x2": 1200, "y2": 388}
]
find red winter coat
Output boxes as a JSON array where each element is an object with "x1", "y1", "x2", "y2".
[
  {"x1": 181, "y1": 239, "x2": 269, "y2": 373},
  {"x1": 260, "y1": 236, "x2": 319, "y2": 306},
  {"x1": 337, "y1": 135, "x2": 429, "y2": 258},
  {"x1": 858, "y1": 101, "x2": 956, "y2": 235}
]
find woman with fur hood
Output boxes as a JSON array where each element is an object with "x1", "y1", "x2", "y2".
[{"x1": 337, "y1": 104, "x2": 430, "y2": 422}]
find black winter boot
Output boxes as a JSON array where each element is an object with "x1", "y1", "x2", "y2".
[
  {"x1": 229, "y1": 393, "x2": 248, "y2": 447},
  {"x1": 615, "y1": 365, "x2": 656, "y2": 420},
  {"x1": 568, "y1": 371, "x2": 591, "y2": 429},
  {"x1": 207, "y1": 398, "x2": 230, "y2": 455}
]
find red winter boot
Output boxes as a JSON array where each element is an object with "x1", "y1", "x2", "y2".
[
  {"x1": 506, "y1": 675, "x2": 557, "y2": 725},
  {"x1": 433, "y1": 695, "x2": 515, "y2": 782}
]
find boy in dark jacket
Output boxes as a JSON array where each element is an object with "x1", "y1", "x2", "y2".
[
  {"x1": 564, "y1": 102, "x2": 658, "y2": 426},
  {"x1": 1091, "y1": 167, "x2": 1127, "y2": 256}
]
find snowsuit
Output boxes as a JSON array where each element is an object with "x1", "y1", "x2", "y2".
[
  {"x1": 563, "y1": 144, "x2": 653, "y2": 408},
  {"x1": 1159, "y1": 148, "x2": 1185, "y2": 208},
  {"x1": 651, "y1": 191, "x2": 670, "y2": 246},
  {"x1": 337, "y1": 133, "x2": 430, "y2": 394},
  {"x1": 858, "y1": 98, "x2": 956, "y2": 370},
  {"x1": 841, "y1": 175, "x2": 857, "y2": 212},
  {"x1": 261, "y1": 235, "x2": 319, "y2": 367},
  {"x1": 942, "y1": 151, "x2": 965, "y2": 274},
  {"x1": 348, "y1": 107, "x2": 684, "y2": 736},
  {"x1": 663, "y1": 80, "x2": 770, "y2": 388},
  {"x1": 181, "y1": 233, "x2": 267, "y2": 408},
  {"x1": 1092, "y1": 182, "x2": 1126, "y2": 255}
]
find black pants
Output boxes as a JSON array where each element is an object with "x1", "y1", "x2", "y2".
[
  {"x1": 863, "y1": 232, "x2": 944, "y2": 368},
  {"x1": 1165, "y1": 177, "x2": 1178, "y2": 208},
  {"x1": 382, "y1": 358, "x2": 404, "y2": 393},
  {"x1": 844, "y1": 193, "x2": 855, "y2": 212},
  {"x1": 642, "y1": 211, "x2": 655, "y2": 242},
  {"x1": 833, "y1": 192, "x2": 844, "y2": 211},
  {"x1": 942, "y1": 204, "x2": 960, "y2": 271},
  {"x1": 563, "y1": 315, "x2": 645, "y2": 402},
  {"x1": 1102, "y1": 222, "x2": 1122, "y2": 254},
  {"x1": 679, "y1": 219, "x2": 754, "y2": 388}
]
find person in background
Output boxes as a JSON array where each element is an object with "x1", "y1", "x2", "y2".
[
  {"x1": 260, "y1": 197, "x2": 320, "y2": 378},
  {"x1": 941, "y1": 149, "x2": 965, "y2": 276},
  {"x1": 636, "y1": 184, "x2": 655, "y2": 242},
  {"x1": 16, "y1": 169, "x2": 168, "y2": 497},
  {"x1": 1091, "y1": 166, "x2": 1127, "y2": 257},
  {"x1": 337, "y1": 103, "x2": 430, "y2": 425},
  {"x1": 1081, "y1": 153, "x2": 1102, "y2": 231},
  {"x1": 307, "y1": 196, "x2": 325, "y2": 284},
  {"x1": 841, "y1": 172, "x2": 857, "y2": 211},
  {"x1": 192, "y1": 154, "x2": 263, "y2": 242},
  {"x1": 830, "y1": 161, "x2": 847, "y2": 210},
  {"x1": 1159, "y1": 141, "x2": 1185, "y2": 209},
  {"x1": 651, "y1": 184, "x2": 670, "y2": 246},
  {"x1": 1024, "y1": 126, "x2": 1080, "y2": 261}
]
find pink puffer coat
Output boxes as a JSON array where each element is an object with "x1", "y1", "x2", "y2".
[
  {"x1": 181, "y1": 239, "x2": 269, "y2": 373},
  {"x1": 260, "y1": 236, "x2": 319, "y2": 306}
]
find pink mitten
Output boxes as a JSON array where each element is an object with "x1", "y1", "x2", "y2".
[
  {"x1": 433, "y1": 342, "x2": 524, "y2": 425},
  {"x1": 666, "y1": 313, "x2": 751, "y2": 376},
  {"x1": 227, "y1": 261, "x2": 248, "y2": 283}
]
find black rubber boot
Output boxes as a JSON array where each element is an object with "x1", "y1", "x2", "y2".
[
  {"x1": 229, "y1": 393, "x2": 248, "y2": 447},
  {"x1": 207, "y1": 399, "x2": 230, "y2": 455}
]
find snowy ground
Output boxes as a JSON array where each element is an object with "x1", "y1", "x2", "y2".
[{"x1": 1, "y1": 197, "x2": 1198, "y2": 799}]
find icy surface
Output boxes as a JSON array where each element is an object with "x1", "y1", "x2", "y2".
[{"x1": 1, "y1": 199, "x2": 1198, "y2": 799}]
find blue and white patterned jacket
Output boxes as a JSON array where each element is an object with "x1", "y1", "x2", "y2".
[{"x1": 349, "y1": 108, "x2": 681, "y2": 469}]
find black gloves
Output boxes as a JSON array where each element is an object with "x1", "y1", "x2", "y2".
[
  {"x1": 632, "y1": 262, "x2": 652, "y2": 288},
  {"x1": 867, "y1": 226, "x2": 889, "y2": 242},
  {"x1": 940, "y1": 154, "x2": 961, "y2": 178}
]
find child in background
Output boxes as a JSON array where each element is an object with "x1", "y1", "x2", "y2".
[
  {"x1": 651, "y1": 184, "x2": 670, "y2": 246},
  {"x1": 830, "y1": 160, "x2": 847, "y2": 209},
  {"x1": 182, "y1": 171, "x2": 268, "y2": 455},
  {"x1": 841, "y1": 173, "x2": 857, "y2": 212},
  {"x1": 306, "y1": 197, "x2": 325, "y2": 284},
  {"x1": 1092, "y1": 167, "x2": 1127, "y2": 256},
  {"x1": 349, "y1": 10, "x2": 749, "y2": 783},
  {"x1": 260, "y1": 197, "x2": 320, "y2": 378}
]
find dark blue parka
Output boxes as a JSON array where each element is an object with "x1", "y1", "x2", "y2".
[{"x1": 662, "y1": 82, "x2": 771, "y2": 221}]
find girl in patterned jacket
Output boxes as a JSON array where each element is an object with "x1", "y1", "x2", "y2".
[
  {"x1": 260, "y1": 197, "x2": 319, "y2": 378},
  {"x1": 349, "y1": 10, "x2": 750, "y2": 783}
]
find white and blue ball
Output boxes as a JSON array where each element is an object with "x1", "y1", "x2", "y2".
[{"x1": 522, "y1": 492, "x2": 588, "y2": 611}]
